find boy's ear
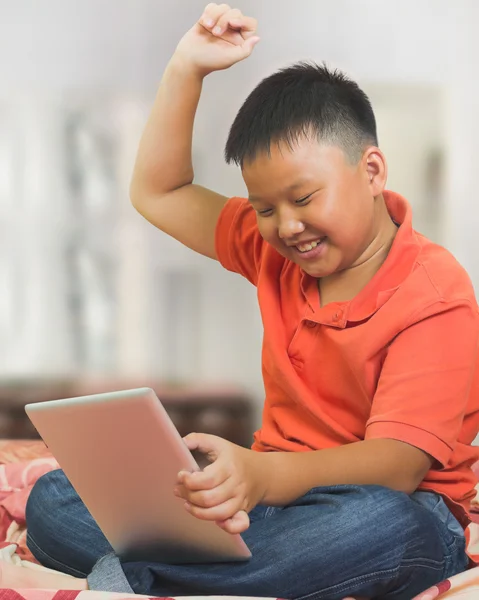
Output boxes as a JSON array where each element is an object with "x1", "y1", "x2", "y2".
[{"x1": 364, "y1": 147, "x2": 387, "y2": 196}]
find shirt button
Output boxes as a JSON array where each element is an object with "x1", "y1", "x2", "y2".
[
  {"x1": 305, "y1": 320, "x2": 317, "y2": 328},
  {"x1": 332, "y1": 310, "x2": 343, "y2": 322}
]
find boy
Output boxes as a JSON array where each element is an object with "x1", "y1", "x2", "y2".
[{"x1": 12, "y1": 4, "x2": 479, "y2": 599}]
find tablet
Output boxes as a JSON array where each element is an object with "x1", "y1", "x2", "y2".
[{"x1": 25, "y1": 388, "x2": 251, "y2": 564}]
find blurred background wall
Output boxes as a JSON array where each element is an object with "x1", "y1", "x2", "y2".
[{"x1": 0, "y1": 0, "x2": 478, "y2": 431}]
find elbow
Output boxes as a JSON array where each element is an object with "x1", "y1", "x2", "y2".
[
  {"x1": 386, "y1": 468, "x2": 428, "y2": 496},
  {"x1": 395, "y1": 479, "x2": 419, "y2": 495},
  {"x1": 129, "y1": 167, "x2": 146, "y2": 210},
  {"x1": 366, "y1": 439, "x2": 433, "y2": 495},
  {"x1": 129, "y1": 177, "x2": 155, "y2": 216},
  {"x1": 129, "y1": 163, "x2": 156, "y2": 212},
  {"x1": 129, "y1": 180, "x2": 142, "y2": 211}
]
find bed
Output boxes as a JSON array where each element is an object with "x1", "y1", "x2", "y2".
[{"x1": 1, "y1": 439, "x2": 479, "y2": 600}]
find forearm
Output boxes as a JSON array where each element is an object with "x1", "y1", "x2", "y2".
[
  {"x1": 254, "y1": 439, "x2": 432, "y2": 507},
  {"x1": 130, "y1": 55, "x2": 203, "y2": 200}
]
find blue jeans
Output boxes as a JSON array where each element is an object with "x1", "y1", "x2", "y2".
[{"x1": 26, "y1": 469, "x2": 468, "y2": 600}]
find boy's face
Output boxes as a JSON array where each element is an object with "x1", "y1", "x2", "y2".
[{"x1": 242, "y1": 137, "x2": 386, "y2": 279}]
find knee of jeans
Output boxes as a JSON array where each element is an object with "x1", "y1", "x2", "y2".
[
  {"x1": 26, "y1": 469, "x2": 69, "y2": 531},
  {"x1": 343, "y1": 485, "x2": 423, "y2": 536}
]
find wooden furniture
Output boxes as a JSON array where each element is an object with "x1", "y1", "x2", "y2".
[{"x1": 0, "y1": 379, "x2": 255, "y2": 448}]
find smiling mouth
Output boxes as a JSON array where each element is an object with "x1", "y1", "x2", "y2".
[{"x1": 295, "y1": 237, "x2": 326, "y2": 253}]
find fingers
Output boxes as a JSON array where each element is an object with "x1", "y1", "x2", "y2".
[
  {"x1": 178, "y1": 459, "x2": 228, "y2": 491},
  {"x1": 216, "y1": 12, "x2": 257, "y2": 37},
  {"x1": 177, "y1": 473, "x2": 235, "y2": 508},
  {"x1": 176, "y1": 465, "x2": 250, "y2": 532},
  {"x1": 200, "y1": 3, "x2": 230, "y2": 27},
  {"x1": 213, "y1": 7, "x2": 242, "y2": 35},
  {"x1": 240, "y1": 35, "x2": 260, "y2": 55},
  {"x1": 216, "y1": 510, "x2": 250, "y2": 534},
  {"x1": 200, "y1": 3, "x2": 232, "y2": 30},
  {"x1": 177, "y1": 431, "x2": 253, "y2": 533},
  {"x1": 200, "y1": 4, "x2": 257, "y2": 38},
  {"x1": 185, "y1": 495, "x2": 245, "y2": 523},
  {"x1": 183, "y1": 432, "x2": 222, "y2": 457}
]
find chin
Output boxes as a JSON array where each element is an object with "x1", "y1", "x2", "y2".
[
  {"x1": 304, "y1": 269, "x2": 331, "y2": 278},
  {"x1": 295, "y1": 261, "x2": 340, "y2": 279},
  {"x1": 297, "y1": 263, "x2": 336, "y2": 278}
]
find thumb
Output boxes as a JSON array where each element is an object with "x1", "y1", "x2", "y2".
[
  {"x1": 240, "y1": 35, "x2": 260, "y2": 57},
  {"x1": 216, "y1": 510, "x2": 250, "y2": 534},
  {"x1": 183, "y1": 432, "x2": 224, "y2": 456}
]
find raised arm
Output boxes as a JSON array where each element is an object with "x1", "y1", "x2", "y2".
[{"x1": 130, "y1": 4, "x2": 259, "y2": 259}]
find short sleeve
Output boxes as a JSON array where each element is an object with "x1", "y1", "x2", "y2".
[
  {"x1": 215, "y1": 196, "x2": 265, "y2": 286},
  {"x1": 366, "y1": 301, "x2": 479, "y2": 466}
]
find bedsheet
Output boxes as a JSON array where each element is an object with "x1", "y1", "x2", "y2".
[{"x1": 1, "y1": 440, "x2": 479, "y2": 600}]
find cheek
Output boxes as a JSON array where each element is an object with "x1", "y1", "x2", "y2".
[
  {"x1": 308, "y1": 190, "x2": 346, "y2": 233},
  {"x1": 324, "y1": 186, "x2": 371, "y2": 230},
  {"x1": 257, "y1": 219, "x2": 277, "y2": 244},
  {"x1": 334, "y1": 199, "x2": 375, "y2": 246}
]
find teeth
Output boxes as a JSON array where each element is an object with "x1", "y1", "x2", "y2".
[{"x1": 297, "y1": 239, "x2": 322, "y2": 253}]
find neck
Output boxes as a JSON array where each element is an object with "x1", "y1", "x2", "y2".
[{"x1": 319, "y1": 194, "x2": 397, "y2": 307}]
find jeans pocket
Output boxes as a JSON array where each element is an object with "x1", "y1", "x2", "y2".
[
  {"x1": 437, "y1": 508, "x2": 466, "y2": 558},
  {"x1": 411, "y1": 491, "x2": 468, "y2": 577},
  {"x1": 443, "y1": 533, "x2": 469, "y2": 579}
]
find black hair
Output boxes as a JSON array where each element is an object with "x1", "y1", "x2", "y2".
[{"x1": 225, "y1": 61, "x2": 378, "y2": 166}]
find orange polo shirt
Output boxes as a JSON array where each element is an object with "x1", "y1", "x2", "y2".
[{"x1": 215, "y1": 190, "x2": 479, "y2": 527}]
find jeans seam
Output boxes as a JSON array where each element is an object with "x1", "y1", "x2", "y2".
[
  {"x1": 27, "y1": 532, "x2": 88, "y2": 578},
  {"x1": 295, "y1": 556, "x2": 446, "y2": 600},
  {"x1": 399, "y1": 557, "x2": 446, "y2": 568},
  {"x1": 296, "y1": 567, "x2": 401, "y2": 600},
  {"x1": 443, "y1": 534, "x2": 464, "y2": 558},
  {"x1": 265, "y1": 506, "x2": 277, "y2": 518}
]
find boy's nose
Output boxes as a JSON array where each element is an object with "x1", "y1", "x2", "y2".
[{"x1": 278, "y1": 217, "x2": 305, "y2": 241}]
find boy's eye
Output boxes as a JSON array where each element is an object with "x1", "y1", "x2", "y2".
[
  {"x1": 295, "y1": 194, "x2": 312, "y2": 205},
  {"x1": 257, "y1": 208, "x2": 273, "y2": 216}
]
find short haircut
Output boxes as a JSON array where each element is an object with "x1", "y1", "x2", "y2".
[{"x1": 225, "y1": 61, "x2": 378, "y2": 166}]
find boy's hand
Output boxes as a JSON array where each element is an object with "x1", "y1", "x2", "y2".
[
  {"x1": 175, "y1": 4, "x2": 260, "y2": 77},
  {"x1": 175, "y1": 433, "x2": 267, "y2": 534}
]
